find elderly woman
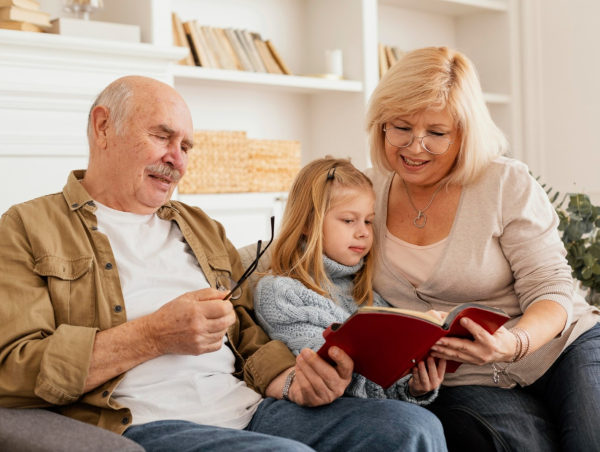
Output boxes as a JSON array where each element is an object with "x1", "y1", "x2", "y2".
[{"x1": 364, "y1": 46, "x2": 600, "y2": 452}]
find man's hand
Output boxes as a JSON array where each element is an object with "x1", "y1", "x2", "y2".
[
  {"x1": 144, "y1": 288, "x2": 236, "y2": 356},
  {"x1": 85, "y1": 288, "x2": 235, "y2": 393},
  {"x1": 266, "y1": 346, "x2": 353, "y2": 407}
]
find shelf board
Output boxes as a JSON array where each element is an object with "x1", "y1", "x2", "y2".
[
  {"x1": 483, "y1": 92, "x2": 511, "y2": 104},
  {"x1": 177, "y1": 191, "x2": 287, "y2": 208},
  {"x1": 378, "y1": 0, "x2": 508, "y2": 16},
  {"x1": 172, "y1": 65, "x2": 364, "y2": 94}
]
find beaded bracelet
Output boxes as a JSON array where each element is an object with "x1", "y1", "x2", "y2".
[{"x1": 492, "y1": 327, "x2": 532, "y2": 384}]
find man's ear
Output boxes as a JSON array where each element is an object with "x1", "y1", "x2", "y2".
[{"x1": 91, "y1": 105, "x2": 110, "y2": 150}]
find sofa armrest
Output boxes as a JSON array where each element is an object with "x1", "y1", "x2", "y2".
[{"x1": 0, "y1": 408, "x2": 144, "y2": 452}]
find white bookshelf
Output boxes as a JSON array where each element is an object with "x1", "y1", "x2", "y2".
[
  {"x1": 2, "y1": 0, "x2": 522, "y2": 245},
  {"x1": 171, "y1": 66, "x2": 364, "y2": 94}
]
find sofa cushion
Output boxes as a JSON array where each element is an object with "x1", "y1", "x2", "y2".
[{"x1": 0, "y1": 408, "x2": 144, "y2": 452}]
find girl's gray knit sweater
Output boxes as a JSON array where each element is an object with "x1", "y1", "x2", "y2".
[{"x1": 254, "y1": 255, "x2": 438, "y2": 405}]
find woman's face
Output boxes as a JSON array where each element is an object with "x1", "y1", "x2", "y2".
[{"x1": 384, "y1": 109, "x2": 461, "y2": 188}]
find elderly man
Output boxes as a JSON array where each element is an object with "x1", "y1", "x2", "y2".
[{"x1": 0, "y1": 76, "x2": 445, "y2": 452}]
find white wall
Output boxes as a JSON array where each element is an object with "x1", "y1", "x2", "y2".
[{"x1": 522, "y1": 0, "x2": 600, "y2": 205}]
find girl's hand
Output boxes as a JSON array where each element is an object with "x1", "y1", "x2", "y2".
[
  {"x1": 430, "y1": 317, "x2": 517, "y2": 365},
  {"x1": 408, "y1": 356, "x2": 446, "y2": 397}
]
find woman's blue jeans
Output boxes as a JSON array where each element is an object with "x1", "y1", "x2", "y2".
[
  {"x1": 428, "y1": 323, "x2": 600, "y2": 452},
  {"x1": 123, "y1": 396, "x2": 447, "y2": 452}
]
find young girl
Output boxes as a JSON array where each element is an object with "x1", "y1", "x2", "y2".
[{"x1": 254, "y1": 157, "x2": 445, "y2": 404}]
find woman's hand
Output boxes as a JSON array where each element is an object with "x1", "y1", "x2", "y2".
[
  {"x1": 430, "y1": 317, "x2": 517, "y2": 365},
  {"x1": 408, "y1": 356, "x2": 446, "y2": 397}
]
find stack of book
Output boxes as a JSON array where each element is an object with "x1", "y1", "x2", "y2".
[
  {"x1": 172, "y1": 12, "x2": 293, "y2": 75},
  {"x1": 0, "y1": 0, "x2": 50, "y2": 33},
  {"x1": 379, "y1": 44, "x2": 405, "y2": 78}
]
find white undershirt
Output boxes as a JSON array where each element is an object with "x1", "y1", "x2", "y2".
[{"x1": 94, "y1": 201, "x2": 262, "y2": 429}]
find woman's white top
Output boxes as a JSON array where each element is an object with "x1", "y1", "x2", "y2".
[
  {"x1": 385, "y1": 230, "x2": 447, "y2": 288},
  {"x1": 94, "y1": 201, "x2": 262, "y2": 429}
]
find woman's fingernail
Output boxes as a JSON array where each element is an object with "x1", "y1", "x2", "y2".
[
  {"x1": 431, "y1": 347, "x2": 438, "y2": 351},
  {"x1": 461, "y1": 318, "x2": 469, "y2": 325},
  {"x1": 297, "y1": 354, "x2": 304, "y2": 363},
  {"x1": 330, "y1": 346, "x2": 339, "y2": 357}
]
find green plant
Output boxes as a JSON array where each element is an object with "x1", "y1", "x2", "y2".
[{"x1": 539, "y1": 178, "x2": 600, "y2": 303}]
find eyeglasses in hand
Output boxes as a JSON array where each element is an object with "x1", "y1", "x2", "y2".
[{"x1": 217, "y1": 216, "x2": 275, "y2": 301}]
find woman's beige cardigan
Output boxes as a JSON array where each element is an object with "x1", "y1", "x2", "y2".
[{"x1": 366, "y1": 157, "x2": 599, "y2": 388}]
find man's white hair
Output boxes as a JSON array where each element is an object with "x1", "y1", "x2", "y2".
[{"x1": 87, "y1": 79, "x2": 134, "y2": 144}]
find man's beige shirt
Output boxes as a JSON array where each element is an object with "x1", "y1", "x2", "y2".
[{"x1": 0, "y1": 170, "x2": 295, "y2": 434}]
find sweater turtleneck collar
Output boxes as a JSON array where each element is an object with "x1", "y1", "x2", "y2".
[{"x1": 323, "y1": 254, "x2": 364, "y2": 279}]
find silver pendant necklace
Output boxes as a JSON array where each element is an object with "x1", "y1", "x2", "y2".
[{"x1": 402, "y1": 179, "x2": 444, "y2": 228}]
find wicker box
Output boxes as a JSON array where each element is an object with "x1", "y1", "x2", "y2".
[
  {"x1": 178, "y1": 130, "x2": 250, "y2": 194},
  {"x1": 249, "y1": 139, "x2": 301, "y2": 192}
]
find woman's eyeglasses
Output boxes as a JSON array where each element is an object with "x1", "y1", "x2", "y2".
[
  {"x1": 383, "y1": 123, "x2": 454, "y2": 155},
  {"x1": 217, "y1": 216, "x2": 275, "y2": 301}
]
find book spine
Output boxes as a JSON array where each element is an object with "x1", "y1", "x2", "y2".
[
  {"x1": 182, "y1": 21, "x2": 206, "y2": 67},
  {"x1": 253, "y1": 33, "x2": 282, "y2": 75},
  {"x1": 378, "y1": 43, "x2": 388, "y2": 78},
  {"x1": 225, "y1": 28, "x2": 254, "y2": 72},
  {"x1": 242, "y1": 29, "x2": 267, "y2": 73},
  {"x1": 172, "y1": 13, "x2": 195, "y2": 66},
  {"x1": 234, "y1": 29, "x2": 258, "y2": 72},
  {"x1": 0, "y1": 5, "x2": 50, "y2": 26},
  {"x1": 265, "y1": 40, "x2": 293, "y2": 76},
  {"x1": 216, "y1": 27, "x2": 242, "y2": 70}
]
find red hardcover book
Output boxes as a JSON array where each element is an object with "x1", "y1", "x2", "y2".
[{"x1": 317, "y1": 303, "x2": 510, "y2": 389}]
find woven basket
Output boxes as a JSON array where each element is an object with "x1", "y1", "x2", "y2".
[
  {"x1": 249, "y1": 139, "x2": 301, "y2": 192},
  {"x1": 178, "y1": 130, "x2": 250, "y2": 194}
]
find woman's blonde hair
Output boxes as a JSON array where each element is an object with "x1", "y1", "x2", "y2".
[
  {"x1": 365, "y1": 46, "x2": 508, "y2": 186},
  {"x1": 269, "y1": 157, "x2": 377, "y2": 306}
]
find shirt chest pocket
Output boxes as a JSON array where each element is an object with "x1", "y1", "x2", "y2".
[
  {"x1": 207, "y1": 255, "x2": 233, "y2": 287},
  {"x1": 34, "y1": 254, "x2": 96, "y2": 328}
]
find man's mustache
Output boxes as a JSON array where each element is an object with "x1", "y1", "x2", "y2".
[{"x1": 146, "y1": 164, "x2": 182, "y2": 182}]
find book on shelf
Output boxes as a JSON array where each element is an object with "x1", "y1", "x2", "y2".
[
  {"x1": 265, "y1": 40, "x2": 293, "y2": 75},
  {"x1": 317, "y1": 302, "x2": 510, "y2": 389},
  {"x1": 177, "y1": 20, "x2": 294, "y2": 77},
  {"x1": 385, "y1": 46, "x2": 398, "y2": 67},
  {"x1": 224, "y1": 28, "x2": 254, "y2": 72},
  {"x1": 215, "y1": 28, "x2": 242, "y2": 70},
  {"x1": 379, "y1": 44, "x2": 405, "y2": 78},
  {"x1": 204, "y1": 26, "x2": 235, "y2": 70},
  {"x1": 171, "y1": 13, "x2": 195, "y2": 66},
  {"x1": 242, "y1": 29, "x2": 267, "y2": 73},
  {"x1": 0, "y1": 0, "x2": 39, "y2": 11},
  {"x1": 183, "y1": 21, "x2": 208, "y2": 67},
  {"x1": 0, "y1": 5, "x2": 49, "y2": 27},
  {"x1": 378, "y1": 43, "x2": 388, "y2": 78},
  {"x1": 253, "y1": 33, "x2": 283, "y2": 75},
  {"x1": 0, "y1": 19, "x2": 40, "y2": 31}
]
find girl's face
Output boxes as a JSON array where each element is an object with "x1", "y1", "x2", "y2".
[{"x1": 322, "y1": 189, "x2": 375, "y2": 267}]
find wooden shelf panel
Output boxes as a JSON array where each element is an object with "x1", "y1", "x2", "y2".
[
  {"x1": 378, "y1": 0, "x2": 508, "y2": 16},
  {"x1": 172, "y1": 65, "x2": 364, "y2": 94}
]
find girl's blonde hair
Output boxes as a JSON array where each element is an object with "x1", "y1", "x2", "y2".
[
  {"x1": 269, "y1": 157, "x2": 376, "y2": 306},
  {"x1": 365, "y1": 46, "x2": 508, "y2": 186}
]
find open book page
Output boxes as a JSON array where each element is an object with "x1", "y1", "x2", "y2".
[{"x1": 358, "y1": 306, "x2": 443, "y2": 326}]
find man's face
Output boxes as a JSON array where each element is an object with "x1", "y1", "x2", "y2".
[{"x1": 100, "y1": 87, "x2": 194, "y2": 214}]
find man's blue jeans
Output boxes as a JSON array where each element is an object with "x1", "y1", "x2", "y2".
[
  {"x1": 428, "y1": 323, "x2": 600, "y2": 452},
  {"x1": 123, "y1": 396, "x2": 447, "y2": 452}
]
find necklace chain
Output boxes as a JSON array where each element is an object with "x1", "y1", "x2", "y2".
[{"x1": 402, "y1": 179, "x2": 443, "y2": 228}]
